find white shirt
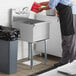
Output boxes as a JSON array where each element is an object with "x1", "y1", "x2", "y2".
[
  {"x1": 72, "y1": 0, "x2": 76, "y2": 14},
  {"x1": 49, "y1": 0, "x2": 72, "y2": 9}
]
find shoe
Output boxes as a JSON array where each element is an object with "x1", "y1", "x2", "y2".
[
  {"x1": 51, "y1": 62, "x2": 66, "y2": 69},
  {"x1": 54, "y1": 62, "x2": 66, "y2": 68}
]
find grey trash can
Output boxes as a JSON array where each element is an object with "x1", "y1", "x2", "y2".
[{"x1": 0, "y1": 25, "x2": 20, "y2": 74}]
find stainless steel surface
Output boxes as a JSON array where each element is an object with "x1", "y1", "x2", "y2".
[
  {"x1": 44, "y1": 40, "x2": 47, "y2": 65},
  {"x1": 28, "y1": 43, "x2": 31, "y2": 60},
  {"x1": 12, "y1": 11, "x2": 49, "y2": 68},
  {"x1": 58, "y1": 71, "x2": 76, "y2": 76},
  {"x1": 23, "y1": 18, "x2": 44, "y2": 24},
  {"x1": 46, "y1": 9, "x2": 56, "y2": 16},
  {"x1": 30, "y1": 43, "x2": 33, "y2": 69},
  {"x1": 13, "y1": 17, "x2": 44, "y2": 24}
]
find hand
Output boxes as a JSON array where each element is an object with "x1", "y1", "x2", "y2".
[
  {"x1": 35, "y1": 7, "x2": 43, "y2": 13},
  {"x1": 38, "y1": 3, "x2": 42, "y2": 6}
]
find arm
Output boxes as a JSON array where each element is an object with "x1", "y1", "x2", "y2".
[
  {"x1": 39, "y1": 2, "x2": 49, "y2": 6},
  {"x1": 36, "y1": 0, "x2": 58, "y2": 13},
  {"x1": 36, "y1": 3, "x2": 50, "y2": 13},
  {"x1": 41, "y1": 5, "x2": 50, "y2": 10}
]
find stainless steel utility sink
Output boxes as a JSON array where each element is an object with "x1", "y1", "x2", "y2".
[{"x1": 12, "y1": 17, "x2": 49, "y2": 42}]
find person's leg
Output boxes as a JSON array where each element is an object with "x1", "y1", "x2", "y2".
[
  {"x1": 69, "y1": 35, "x2": 75, "y2": 62},
  {"x1": 70, "y1": 14, "x2": 76, "y2": 61},
  {"x1": 73, "y1": 14, "x2": 76, "y2": 33},
  {"x1": 53, "y1": 35, "x2": 74, "y2": 68},
  {"x1": 60, "y1": 15, "x2": 76, "y2": 63},
  {"x1": 74, "y1": 15, "x2": 76, "y2": 60},
  {"x1": 60, "y1": 35, "x2": 74, "y2": 64}
]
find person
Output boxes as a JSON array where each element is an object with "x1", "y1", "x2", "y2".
[
  {"x1": 72, "y1": 0, "x2": 76, "y2": 60},
  {"x1": 36, "y1": 0, "x2": 75, "y2": 68}
]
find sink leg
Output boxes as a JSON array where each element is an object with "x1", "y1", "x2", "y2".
[
  {"x1": 44, "y1": 40, "x2": 47, "y2": 65},
  {"x1": 30, "y1": 43, "x2": 33, "y2": 69},
  {"x1": 28, "y1": 43, "x2": 31, "y2": 60}
]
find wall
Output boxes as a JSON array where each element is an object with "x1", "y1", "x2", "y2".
[
  {"x1": 0, "y1": 0, "x2": 48, "y2": 26},
  {"x1": 0, "y1": 0, "x2": 48, "y2": 60},
  {"x1": 0, "y1": 0, "x2": 34, "y2": 26}
]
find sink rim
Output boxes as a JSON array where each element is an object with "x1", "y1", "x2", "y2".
[{"x1": 13, "y1": 17, "x2": 45, "y2": 24}]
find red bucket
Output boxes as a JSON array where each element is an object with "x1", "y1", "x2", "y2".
[{"x1": 31, "y1": 2, "x2": 41, "y2": 13}]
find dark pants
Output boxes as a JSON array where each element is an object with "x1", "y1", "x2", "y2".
[
  {"x1": 56, "y1": 3, "x2": 75, "y2": 64},
  {"x1": 73, "y1": 15, "x2": 76, "y2": 33},
  {"x1": 73, "y1": 14, "x2": 76, "y2": 60},
  {"x1": 60, "y1": 35, "x2": 75, "y2": 64},
  {"x1": 60, "y1": 15, "x2": 76, "y2": 64}
]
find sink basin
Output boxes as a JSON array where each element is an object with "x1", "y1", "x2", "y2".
[
  {"x1": 23, "y1": 18, "x2": 44, "y2": 24},
  {"x1": 12, "y1": 17, "x2": 49, "y2": 42},
  {"x1": 13, "y1": 17, "x2": 43, "y2": 24}
]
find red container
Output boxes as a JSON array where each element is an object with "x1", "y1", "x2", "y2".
[{"x1": 31, "y1": 2, "x2": 41, "y2": 13}]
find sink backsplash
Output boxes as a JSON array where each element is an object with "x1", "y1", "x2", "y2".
[
  {"x1": 11, "y1": 7, "x2": 56, "y2": 23},
  {"x1": 12, "y1": 7, "x2": 30, "y2": 18},
  {"x1": 12, "y1": 7, "x2": 37, "y2": 19}
]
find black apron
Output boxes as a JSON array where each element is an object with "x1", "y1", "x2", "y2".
[{"x1": 56, "y1": 3, "x2": 75, "y2": 36}]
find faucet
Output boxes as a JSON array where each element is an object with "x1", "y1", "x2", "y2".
[{"x1": 22, "y1": 7, "x2": 29, "y2": 14}]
